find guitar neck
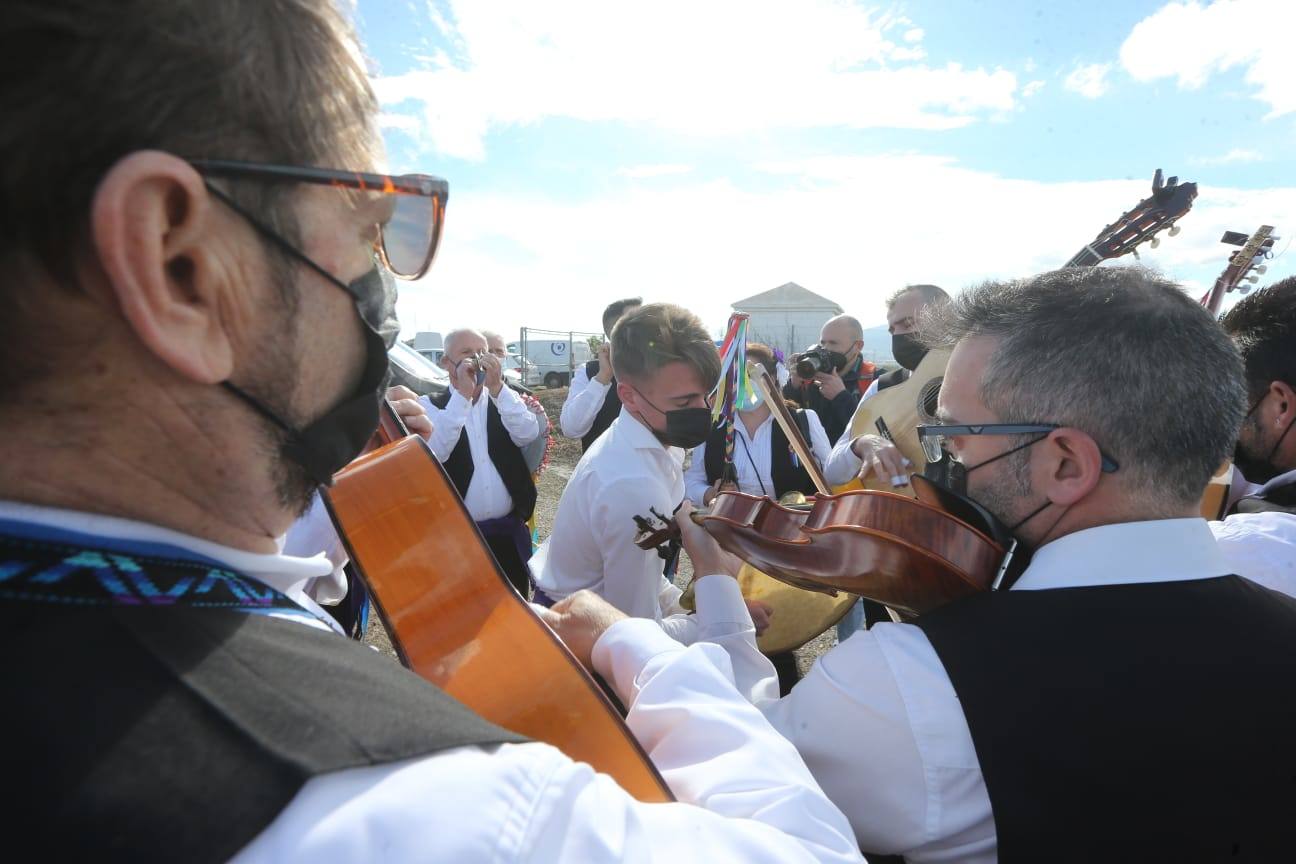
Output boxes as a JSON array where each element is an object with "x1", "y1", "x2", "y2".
[{"x1": 1064, "y1": 245, "x2": 1106, "y2": 269}]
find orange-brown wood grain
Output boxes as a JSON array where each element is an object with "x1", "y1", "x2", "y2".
[{"x1": 323, "y1": 434, "x2": 673, "y2": 803}]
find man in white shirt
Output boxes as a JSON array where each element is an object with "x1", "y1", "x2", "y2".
[
  {"x1": 422, "y1": 328, "x2": 540, "y2": 596},
  {"x1": 559, "y1": 296, "x2": 642, "y2": 450},
  {"x1": 1210, "y1": 278, "x2": 1296, "y2": 595},
  {"x1": 0, "y1": 3, "x2": 864, "y2": 861},
  {"x1": 534, "y1": 303, "x2": 767, "y2": 643},
  {"x1": 564, "y1": 266, "x2": 1296, "y2": 862}
]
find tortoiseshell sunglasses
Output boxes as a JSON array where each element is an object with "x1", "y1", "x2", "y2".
[{"x1": 190, "y1": 159, "x2": 448, "y2": 280}]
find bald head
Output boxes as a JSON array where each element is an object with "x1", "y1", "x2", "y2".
[
  {"x1": 819, "y1": 315, "x2": 864, "y2": 359},
  {"x1": 443, "y1": 328, "x2": 487, "y2": 364}
]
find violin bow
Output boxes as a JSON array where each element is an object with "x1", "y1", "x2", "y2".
[{"x1": 747, "y1": 360, "x2": 831, "y2": 496}]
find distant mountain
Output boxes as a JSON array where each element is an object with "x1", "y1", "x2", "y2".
[{"x1": 860, "y1": 324, "x2": 894, "y2": 365}]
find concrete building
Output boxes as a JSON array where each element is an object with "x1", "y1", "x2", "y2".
[{"x1": 731, "y1": 282, "x2": 844, "y2": 359}]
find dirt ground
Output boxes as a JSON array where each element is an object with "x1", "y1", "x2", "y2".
[{"x1": 364, "y1": 386, "x2": 837, "y2": 674}]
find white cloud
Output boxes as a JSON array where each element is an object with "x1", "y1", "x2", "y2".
[
  {"x1": 1022, "y1": 79, "x2": 1046, "y2": 98},
  {"x1": 616, "y1": 164, "x2": 695, "y2": 179},
  {"x1": 1064, "y1": 62, "x2": 1112, "y2": 99},
  {"x1": 374, "y1": 0, "x2": 1018, "y2": 160},
  {"x1": 1190, "y1": 148, "x2": 1265, "y2": 166},
  {"x1": 1120, "y1": 0, "x2": 1296, "y2": 117},
  {"x1": 397, "y1": 154, "x2": 1296, "y2": 343}
]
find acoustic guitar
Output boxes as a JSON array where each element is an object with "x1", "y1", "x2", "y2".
[
  {"x1": 1196, "y1": 225, "x2": 1278, "y2": 518},
  {"x1": 322, "y1": 402, "x2": 673, "y2": 803},
  {"x1": 837, "y1": 168, "x2": 1199, "y2": 495},
  {"x1": 1200, "y1": 224, "x2": 1276, "y2": 317}
]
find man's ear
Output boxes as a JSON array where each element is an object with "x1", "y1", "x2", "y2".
[
  {"x1": 1267, "y1": 380, "x2": 1295, "y2": 426},
  {"x1": 1038, "y1": 428, "x2": 1104, "y2": 506},
  {"x1": 90, "y1": 150, "x2": 235, "y2": 384}
]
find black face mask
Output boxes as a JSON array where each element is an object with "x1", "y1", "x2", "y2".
[
  {"x1": 223, "y1": 264, "x2": 392, "y2": 487},
  {"x1": 632, "y1": 388, "x2": 714, "y2": 449},
  {"x1": 1233, "y1": 395, "x2": 1295, "y2": 485},
  {"x1": 891, "y1": 332, "x2": 927, "y2": 372},
  {"x1": 941, "y1": 435, "x2": 1055, "y2": 535}
]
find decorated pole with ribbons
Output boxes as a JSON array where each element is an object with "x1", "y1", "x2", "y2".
[{"x1": 711, "y1": 313, "x2": 762, "y2": 484}]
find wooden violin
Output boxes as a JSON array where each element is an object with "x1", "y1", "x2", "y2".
[
  {"x1": 635, "y1": 476, "x2": 1015, "y2": 617},
  {"x1": 324, "y1": 400, "x2": 673, "y2": 803},
  {"x1": 636, "y1": 361, "x2": 1018, "y2": 617}
]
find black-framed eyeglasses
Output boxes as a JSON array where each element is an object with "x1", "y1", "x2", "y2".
[
  {"x1": 916, "y1": 423, "x2": 1120, "y2": 472},
  {"x1": 190, "y1": 159, "x2": 448, "y2": 280}
]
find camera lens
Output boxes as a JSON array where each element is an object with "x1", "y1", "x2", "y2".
[{"x1": 795, "y1": 355, "x2": 822, "y2": 379}]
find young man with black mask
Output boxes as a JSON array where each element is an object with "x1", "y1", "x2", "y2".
[
  {"x1": 1211, "y1": 278, "x2": 1296, "y2": 597},
  {"x1": 560, "y1": 296, "x2": 641, "y2": 450},
  {"x1": 551, "y1": 266, "x2": 1296, "y2": 862},
  {"x1": 783, "y1": 314, "x2": 869, "y2": 443},
  {"x1": 534, "y1": 304, "x2": 770, "y2": 640}
]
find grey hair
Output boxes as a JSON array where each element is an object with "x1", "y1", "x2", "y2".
[
  {"x1": 923, "y1": 266, "x2": 1245, "y2": 511},
  {"x1": 886, "y1": 283, "x2": 950, "y2": 312}
]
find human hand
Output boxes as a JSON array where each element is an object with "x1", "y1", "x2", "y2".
[
  {"x1": 385, "y1": 384, "x2": 432, "y2": 441},
  {"x1": 814, "y1": 369, "x2": 846, "y2": 399},
  {"x1": 480, "y1": 352, "x2": 504, "y2": 396},
  {"x1": 538, "y1": 590, "x2": 629, "y2": 671},
  {"x1": 702, "y1": 478, "x2": 738, "y2": 506},
  {"x1": 595, "y1": 342, "x2": 613, "y2": 384},
  {"x1": 745, "y1": 599, "x2": 774, "y2": 636},
  {"x1": 677, "y1": 500, "x2": 744, "y2": 578},
  {"x1": 452, "y1": 357, "x2": 479, "y2": 398},
  {"x1": 851, "y1": 434, "x2": 913, "y2": 488}
]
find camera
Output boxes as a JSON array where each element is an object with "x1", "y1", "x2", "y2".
[{"x1": 793, "y1": 346, "x2": 846, "y2": 379}]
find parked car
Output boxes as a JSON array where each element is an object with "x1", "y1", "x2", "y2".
[{"x1": 388, "y1": 341, "x2": 449, "y2": 400}]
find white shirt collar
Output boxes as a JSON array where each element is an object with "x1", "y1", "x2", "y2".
[
  {"x1": 0, "y1": 499, "x2": 340, "y2": 630},
  {"x1": 615, "y1": 406, "x2": 675, "y2": 455},
  {"x1": 1013, "y1": 518, "x2": 1231, "y2": 590}
]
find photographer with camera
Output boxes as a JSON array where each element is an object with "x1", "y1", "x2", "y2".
[
  {"x1": 425, "y1": 328, "x2": 541, "y2": 597},
  {"x1": 782, "y1": 315, "x2": 871, "y2": 443}
]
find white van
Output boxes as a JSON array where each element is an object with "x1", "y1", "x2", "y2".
[{"x1": 513, "y1": 338, "x2": 593, "y2": 388}]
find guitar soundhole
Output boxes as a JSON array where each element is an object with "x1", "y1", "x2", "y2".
[{"x1": 918, "y1": 376, "x2": 943, "y2": 424}]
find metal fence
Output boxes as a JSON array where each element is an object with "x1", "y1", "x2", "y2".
[{"x1": 514, "y1": 326, "x2": 604, "y2": 389}]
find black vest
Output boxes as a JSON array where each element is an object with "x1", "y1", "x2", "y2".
[
  {"x1": 875, "y1": 366, "x2": 911, "y2": 391},
  {"x1": 431, "y1": 391, "x2": 537, "y2": 521},
  {"x1": 914, "y1": 576, "x2": 1296, "y2": 863},
  {"x1": 1228, "y1": 478, "x2": 1296, "y2": 516},
  {"x1": 702, "y1": 410, "x2": 817, "y2": 498},
  {"x1": 581, "y1": 359, "x2": 623, "y2": 451},
  {"x1": 3, "y1": 593, "x2": 523, "y2": 861}
]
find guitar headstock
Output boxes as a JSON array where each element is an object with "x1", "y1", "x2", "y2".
[
  {"x1": 1218, "y1": 225, "x2": 1276, "y2": 297},
  {"x1": 1071, "y1": 169, "x2": 1198, "y2": 266}
]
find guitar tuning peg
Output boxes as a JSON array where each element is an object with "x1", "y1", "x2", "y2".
[
  {"x1": 1150, "y1": 236, "x2": 1161, "y2": 249},
  {"x1": 1245, "y1": 275, "x2": 1260, "y2": 283},
  {"x1": 1255, "y1": 265, "x2": 1268, "y2": 274},
  {"x1": 1238, "y1": 285, "x2": 1253, "y2": 295},
  {"x1": 1168, "y1": 225, "x2": 1181, "y2": 237}
]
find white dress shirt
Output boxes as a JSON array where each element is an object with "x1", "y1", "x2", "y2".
[
  {"x1": 684, "y1": 409, "x2": 832, "y2": 503},
  {"x1": 532, "y1": 408, "x2": 698, "y2": 644},
  {"x1": 605, "y1": 517, "x2": 1237, "y2": 862},
  {"x1": 281, "y1": 492, "x2": 349, "y2": 606},
  {"x1": 0, "y1": 501, "x2": 862, "y2": 864},
  {"x1": 1211, "y1": 512, "x2": 1296, "y2": 598},
  {"x1": 420, "y1": 387, "x2": 540, "y2": 521},
  {"x1": 558, "y1": 362, "x2": 612, "y2": 439}
]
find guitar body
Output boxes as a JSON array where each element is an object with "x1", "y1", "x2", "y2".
[
  {"x1": 323, "y1": 434, "x2": 673, "y2": 803},
  {"x1": 833, "y1": 349, "x2": 952, "y2": 495}
]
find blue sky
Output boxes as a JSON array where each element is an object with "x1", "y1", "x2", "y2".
[{"x1": 354, "y1": 0, "x2": 1296, "y2": 345}]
